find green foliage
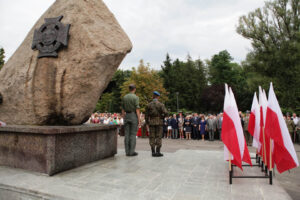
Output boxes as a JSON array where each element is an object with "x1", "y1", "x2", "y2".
[
  {"x1": 237, "y1": 0, "x2": 300, "y2": 110},
  {"x1": 121, "y1": 60, "x2": 168, "y2": 113},
  {"x1": 281, "y1": 107, "x2": 297, "y2": 116},
  {"x1": 205, "y1": 50, "x2": 251, "y2": 112},
  {"x1": 0, "y1": 48, "x2": 5, "y2": 71},
  {"x1": 95, "y1": 69, "x2": 131, "y2": 113},
  {"x1": 208, "y1": 50, "x2": 240, "y2": 86},
  {"x1": 95, "y1": 93, "x2": 114, "y2": 112},
  {"x1": 160, "y1": 54, "x2": 207, "y2": 112}
]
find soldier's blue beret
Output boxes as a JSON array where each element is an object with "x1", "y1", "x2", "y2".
[{"x1": 153, "y1": 91, "x2": 160, "y2": 96}]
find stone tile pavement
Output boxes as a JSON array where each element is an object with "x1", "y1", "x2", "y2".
[{"x1": 0, "y1": 149, "x2": 292, "y2": 200}]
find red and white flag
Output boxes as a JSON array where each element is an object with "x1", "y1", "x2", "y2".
[
  {"x1": 265, "y1": 83, "x2": 299, "y2": 173},
  {"x1": 248, "y1": 92, "x2": 261, "y2": 150},
  {"x1": 258, "y1": 87, "x2": 268, "y2": 158},
  {"x1": 222, "y1": 84, "x2": 252, "y2": 170}
]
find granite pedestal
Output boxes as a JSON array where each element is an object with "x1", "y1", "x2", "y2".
[{"x1": 0, "y1": 124, "x2": 117, "y2": 175}]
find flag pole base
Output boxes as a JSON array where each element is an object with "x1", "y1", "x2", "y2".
[
  {"x1": 232, "y1": 164, "x2": 261, "y2": 167},
  {"x1": 229, "y1": 170, "x2": 232, "y2": 184},
  {"x1": 265, "y1": 166, "x2": 268, "y2": 176},
  {"x1": 269, "y1": 170, "x2": 273, "y2": 185},
  {"x1": 230, "y1": 164, "x2": 272, "y2": 185}
]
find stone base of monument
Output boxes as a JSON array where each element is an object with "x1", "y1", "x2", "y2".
[{"x1": 0, "y1": 124, "x2": 117, "y2": 175}]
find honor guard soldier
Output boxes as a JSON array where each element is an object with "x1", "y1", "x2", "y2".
[
  {"x1": 121, "y1": 84, "x2": 140, "y2": 156},
  {"x1": 145, "y1": 91, "x2": 168, "y2": 157}
]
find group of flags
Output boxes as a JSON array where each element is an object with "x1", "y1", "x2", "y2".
[{"x1": 222, "y1": 83, "x2": 299, "y2": 173}]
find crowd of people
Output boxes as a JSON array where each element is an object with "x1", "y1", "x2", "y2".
[
  {"x1": 88, "y1": 113, "x2": 124, "y2": 125},
  {"x1": 163, "y1": 113, "x2": 223, "y2": 141},
  {"x1": 284, "y1": 113, "x2": 300, "y2": 143},
  {"x1": 88, "y1": 111, "x2": 300, "y2": 144}
]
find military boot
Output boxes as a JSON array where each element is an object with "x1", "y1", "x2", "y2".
[
  {"x1": 156, "y1": 147, "x2": 163, "y2": 157},
  {"x1": 151, "y1": 147, "x2": 156, "y2": 157}
]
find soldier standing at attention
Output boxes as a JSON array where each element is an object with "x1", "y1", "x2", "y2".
[
  {"x1": 243, "y1": 111, "x2": 251, "y2": 145},
  {"x1": 121, "y1": 84, "x2": 140, "y2": 156},
  {"x1": 145, "y1": 91, "x2": 168, "y2": 157}
]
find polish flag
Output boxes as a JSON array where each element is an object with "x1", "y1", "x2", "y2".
[
  {"x1": 265, "y1": 83, "x2": 299, "y2": 173},
  {"x1": 258, "y1": 87, "x2": 268, "y2": 158},
  {"x1": 248, "y1": 92, "x2": 261, "y2": 150},
  {"x1": 262, "y1": 89, "x2": 274, "y2": 169},
  {"x1": 222, "y1": 84, "x2": 252, "y2": 170}
]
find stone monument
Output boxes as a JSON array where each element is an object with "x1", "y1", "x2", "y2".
[{"x1": 0, "y1": 0, "x2": 132, "y2": 175}]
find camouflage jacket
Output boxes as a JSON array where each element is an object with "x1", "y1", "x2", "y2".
[
  {"x1": 243, "y1": 116, "x2": 249, "y2": 131},
  {"x1": 145, "y1": 99, "x2": 168, "y2": 125},
  {"x1": 286, "y1": 119, "x2": 295, "y2": 133}
]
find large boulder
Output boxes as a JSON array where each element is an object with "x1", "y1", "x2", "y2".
[{"x1": 0, "y1": 0, "x2": 132, "y2": 125}]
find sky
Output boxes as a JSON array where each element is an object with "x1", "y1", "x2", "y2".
[{"x1": 0, "y1": 0, "x2": 265, "y2": 70}]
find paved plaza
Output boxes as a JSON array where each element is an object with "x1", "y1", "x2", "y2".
[{"x1": 0, "y1": 137, "x2": 299, "y2": 200}]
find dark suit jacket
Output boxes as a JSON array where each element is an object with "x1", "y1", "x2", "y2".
[
  {"x1": 191, "y1": 117, "x2": 199, "y2": 127},
  {"x1": 170, "y1": 118, "x2": 178, "y2": 129}
]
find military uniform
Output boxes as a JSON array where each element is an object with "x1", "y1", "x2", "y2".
[
  {"x1": 145, "y1": 95, "x2": 168, "y2": 157},
  {"x1": 296, "y1": 120, "x2": 300, "y2": 144},
  {"x1": 243, "y1": 115, "x2": 252, "y2": 145},
  {"x1": 122, "y1": 93, "x2": 139, "y2": 156},
  {"x1": 286, "y1": 118, "x2": 295, "y2": 140}
]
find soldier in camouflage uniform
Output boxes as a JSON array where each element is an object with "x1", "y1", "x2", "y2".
[
  {"x1": 145, "y1": 91, "x2": 168, "y2": 157},
  {"x1": 243, "y1": 111, "x2": 253, "y2": 145}
]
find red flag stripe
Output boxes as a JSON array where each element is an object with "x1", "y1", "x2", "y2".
[
  {"x1": 248, "y1": 112, "x2": 255, "y2": 136},
  {"x1": 222, "y1": 111, "x2": 242, "y2": 170},
  {"x1": 243, "y1": 138, "x2": 252, "y2": 166}
]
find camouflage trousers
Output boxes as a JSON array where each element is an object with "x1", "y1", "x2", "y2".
[
  {"x1": 149, "y1": 125, "x2": 163, "y2": 148},
  {"x1": 244, "y1": 131, "x2": 252, "y2": 145}
]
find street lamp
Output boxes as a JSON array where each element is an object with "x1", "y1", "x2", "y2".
[{"x1": 176, "y1": 92, "x2": 179, "y2": 113}]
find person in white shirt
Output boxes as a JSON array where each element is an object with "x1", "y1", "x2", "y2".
[
  {"x1": 292, "y1": 113, "x2": 299, "y2": 126},
  {"x1": 103, "y1": 117, "x2": 109, "y2": 124}
]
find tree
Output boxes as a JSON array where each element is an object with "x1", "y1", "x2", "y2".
[
  {"x1": 208, "y1": 50, "x2": 243, "y2": 86},
  {"x1": 160, "y1": 54, "x2": 207, "y2": 112},
  {"x1": 200, "y1": 84, "x2": 225, "y2": 113},
  {"x1": 95, "y1": 93, "x2": 114, "y2": 112},
  {"x1": 237, "y1": 0, "x2": 300, "y2": 111},
  {"x1": 206, "y1": 50, "x2": 250, "y2": 112},
  {"x1": 121, "y1": 60, "x2": 168, "y2": 112},
  {"x1": 95, "y1": 70, "x2": 131, "y2": 113},
  {"x1": 0, "y1": 48, "x2": 5, "y2": 71}
]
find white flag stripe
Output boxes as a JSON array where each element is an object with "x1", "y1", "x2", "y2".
[
  {"x1": 251, "y1": 92, "x2": 261, "y2": 149},
  {"x1": 223, "y1": 84, "x2": 232, "y2": 161},
  {"x1": 228, "y1": 87, "x2": 245, "y2": 158},
  {"x1": 262, "y1": 89, "x2": 268, "y2": 124}
]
